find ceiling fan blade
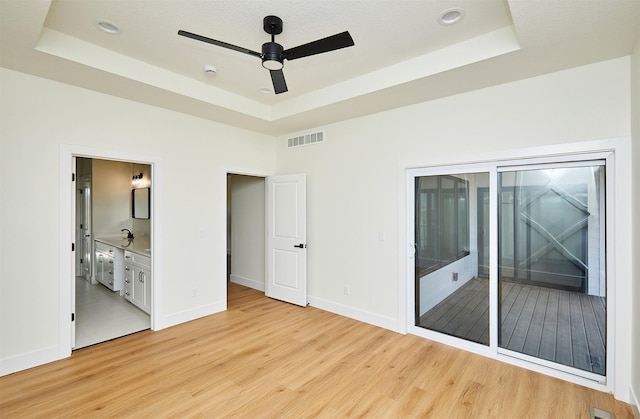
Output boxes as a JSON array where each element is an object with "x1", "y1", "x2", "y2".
[
  {"x1": 283, "y1": 31, "x2": 354, "y2": 61},
  {"x1": 270, "y1": 69, "x2": 288, "y2": 94},
  {"x1": 178, "y1": 30, "x2": 261, "y2": 58}
]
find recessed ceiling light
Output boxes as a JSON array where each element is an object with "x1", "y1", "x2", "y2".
[
  {"x1": 94, "y1": 19, "x2": 122, "y2": 35},
  {"x1": 438, "y1": 8, "x2": 465, "y2": 26},
  {"x1": 203, "y1": 65, "x2": 218, "y2": 74},
  {"x1": 259, "y1": 87, "x2": 272, "y2": 94}
]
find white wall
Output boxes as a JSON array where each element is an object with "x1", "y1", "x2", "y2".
[
  {"x1": 229, "y1": 175, "x2": 266, "y2": 291},
  {"x1": 275, "y1": 57, "x2": 633, "y2": 400},
  {"x1": 630, "y1": 33, "x2": 640, "y2": 412},
  {"x1": 131, "y1": 162, "x2": 152, "y2": 238},
  {"x1": 0, "y1": 53, "x2": 636, "y2": 404},
  {"x1": 0, "y1": 68, "x2": 276, "y2": 373},
  {"x1": 92, "y1": 159, "x2": 133, "y2": 238},
  {"x1": 276, "y1": 56, "x2": 630, "y2": 323}
]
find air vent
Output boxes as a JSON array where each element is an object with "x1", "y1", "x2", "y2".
[
  {"x1": 287, "y1": 131, "x2": 324, "y2": 148},
  {"x1": 590, "y1": 406, "x2": 615, "y2": 419}
]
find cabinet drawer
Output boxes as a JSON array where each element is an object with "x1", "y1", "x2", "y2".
[
  {"x1": 125, "y1": 251, "x2": 151, "y2": 269},
  {"x1": 95, "y1": 241, "x2": 113, "y2": 254}
]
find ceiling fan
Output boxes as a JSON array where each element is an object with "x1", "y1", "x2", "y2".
[{"x1": 178, "y1": 15, "x2": 354, "y2": 94}]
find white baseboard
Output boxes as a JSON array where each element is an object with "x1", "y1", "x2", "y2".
[
  {"x1": 155, "y1": 300, "x2": 226, "y2": 330},
  {"x1": 0, "y1": 345, "x2": 60, "y2": 377},
  {"x1": 308, "y1": 295, "x2": 400, "y2": 333},
  {"x1": 230, "y1": 274, "x2": 264, "y2": 292},
  {"x1": 230, "y1": 276, "x2": 399, "y2": 332},
  {"x1": 631, "y1": 385, "x2": 640, "y2": 419},
  {"x1": 2, "y1": 301, "x2": 227, "y2": 376}
]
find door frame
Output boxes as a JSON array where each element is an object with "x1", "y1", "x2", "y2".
[
  {"x1": 225, "y1": 168, "x2": 272, "y2": 299},
  {"x1": 75, "y1": 174, "x2": 92, "y2": 282},
  {"x1": 401, "y1": 137, "x2": 633, "y2": 400},
  {"x1": 227, "y1": 172, "x2": 268, "y2": 293},
  {"x1": 59, "y1": 145, "x2": 162, "y2": 358},
  {"x1": 225, "y1": 169, "x2": 307, "y2": 307}
]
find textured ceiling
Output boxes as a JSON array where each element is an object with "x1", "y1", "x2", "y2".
[{"x1": 1, "y1": 0, "x2": 638, "y2": 135}]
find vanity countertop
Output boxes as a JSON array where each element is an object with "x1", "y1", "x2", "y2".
[{"x1": 95, "y1": 236, "x2": 151, "y2": 257}]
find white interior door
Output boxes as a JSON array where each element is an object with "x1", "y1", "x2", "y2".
[{"x1": 266, "y1": 174, "x2": 307, "y2": 306}]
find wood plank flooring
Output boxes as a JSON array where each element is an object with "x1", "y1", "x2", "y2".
[
  {"x1": 419, "y1": 278, "x2": 607, "y2": 375},
  {"x1": 1, "y1": 283, "x2": 632, "y2": 418}
]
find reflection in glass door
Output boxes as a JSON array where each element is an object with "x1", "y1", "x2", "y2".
[
  {"x1": 498, "y1": 164, "x2": 606, "y2": 376},
  {"x1": 415, "y1": 172, "x2": 490, "y2": 345}
]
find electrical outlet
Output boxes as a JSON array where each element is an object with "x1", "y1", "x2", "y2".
[
  {"x1": 192, "y1": 288, "x2": 198, "y2": 297},
  {"x1": 344, "y1": 285, "x2": 350, "y2": 296},
  {"x1": 452, "y1": 272, "x2": 458, "y2": 282}
]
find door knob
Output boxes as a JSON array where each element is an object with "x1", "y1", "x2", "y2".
[{"x1": 293, "y1": 243, "x2": 306, "y2": 248}]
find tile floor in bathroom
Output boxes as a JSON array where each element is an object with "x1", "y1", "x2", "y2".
[{"x1": 74, "y1": 277, "x2": 150, "y2": 349}]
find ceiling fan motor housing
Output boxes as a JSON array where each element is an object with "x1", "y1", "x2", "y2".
[{"x1": 262, "y1": 42, "x2": 284, "y2": 69}]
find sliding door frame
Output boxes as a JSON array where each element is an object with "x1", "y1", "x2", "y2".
[
  {"x1": 405, "y1": 145, "x2": 622, "y2": 395},
  {"x1": 496, "y1": 157, "x2": 609, "y2": 382},
  {"x1": 408, "y1": 162, "x2": 497, "y2": 355}
]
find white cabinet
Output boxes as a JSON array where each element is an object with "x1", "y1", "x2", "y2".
[
  {"x1": 95, "y1": 241, "x2": 123, "y2": 291},
  {"x1": 124, "y1": 251, "x2": 152, "y2": 314},
  {"x1": 123, "y1": 254, "x2": 133, "y2": 302}
]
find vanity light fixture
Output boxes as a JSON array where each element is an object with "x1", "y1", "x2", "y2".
[{"x1": 132, "y1": 173, "x2": 144, "y2": 186}]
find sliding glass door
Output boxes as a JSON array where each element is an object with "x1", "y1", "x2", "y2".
[
  {"x1": 497, "y1": 163, "x2": 606, "y2": 376},
  {"x1": 411, "y1": 158, "x2": 608, "y2": 380},
  {"x1": 415, "y1": 172, "x2": 490, "y2": 346}
]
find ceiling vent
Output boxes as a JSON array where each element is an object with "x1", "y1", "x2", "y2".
[{"x1": 287, "y1": 131, "x2": 324, "y2": 148}]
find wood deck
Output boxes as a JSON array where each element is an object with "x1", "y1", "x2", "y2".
[{"x1": 419, "y1": 278, "x2": 606, "y2": 375}]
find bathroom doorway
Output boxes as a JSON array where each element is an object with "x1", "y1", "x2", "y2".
[{"x1": 73, "y1": 157, "x2": 152, "y2": 349}]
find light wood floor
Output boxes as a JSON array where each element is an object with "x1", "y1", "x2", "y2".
[{"x1": 0, "y1": 283, "x2": 633, "y2": 418}]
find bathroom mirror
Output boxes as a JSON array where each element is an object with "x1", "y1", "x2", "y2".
[{"x1": 132, "y1": 188, "x2": 150, "y2": 219}]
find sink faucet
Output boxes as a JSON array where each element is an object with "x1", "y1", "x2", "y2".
[{"x1": 121, "y1": 228, "x2": 134, "y2": 239}]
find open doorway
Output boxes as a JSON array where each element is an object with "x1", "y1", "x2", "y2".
[
  {"x1": 73, "y1": 157, "x2": 152, "y2": 349},
  {"x1": 227, "y1": 174, "x2": 266, "y2": 293}
]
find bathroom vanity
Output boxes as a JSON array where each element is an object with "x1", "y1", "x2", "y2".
[{"x1": 94, "y1": 237, "x2": 152, "y2": 314}]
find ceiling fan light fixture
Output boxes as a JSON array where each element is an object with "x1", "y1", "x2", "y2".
[
  {"x1": 178, "y1": 15, "x2": 354, "y2": 95},
  {"x1": 262, "y1": 59, "x2": 283, "y2": 71},
  {"x1": 438, "y1": 8, "x2": 465, "y2": 26},
  {"x1": 261, "y1": 42, "x2": 284, "y2": 70}
]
